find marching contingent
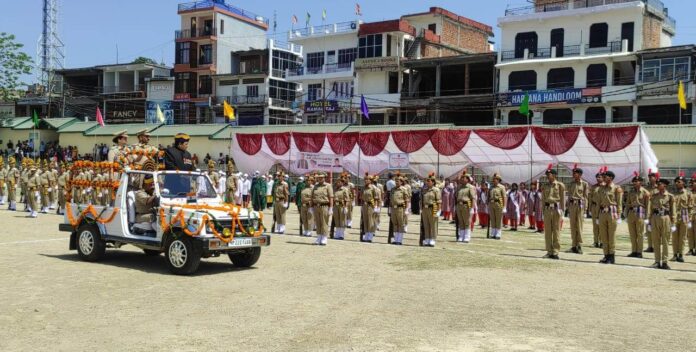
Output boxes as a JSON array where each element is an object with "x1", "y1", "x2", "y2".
[{"x1": 1, "y1": 130, "x2": 695, "y2": 271}]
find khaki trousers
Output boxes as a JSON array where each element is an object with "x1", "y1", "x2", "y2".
[
  {"x1": 391, "y1": 206, "x2": 405, "y2": 232},
  {"x1": 599, "y1": 212, "x2": 617, "y2": 255},
  {"x1": 651, "y1": 215, "x2": 670, "y2": 263},
  {"x1": 422, "y1": 207, "x2": 437, "y2": 240},
  {"x1": 569, "y1": 204, "x2": 584, "y2": 247},
  {"x1": 544, "y1": 208, "x2": 561, "y2": 255},
  {"x1": 455, "y1": 204, "x2": 472, "y2": 230},
  {"x1": 273, "y1": 200, "x2": 287, "y2": 225},
  {"x1": 301, "y1": 205, "x2": 313, "y2": 231},
  {"x1": 314, "y1": 205, "x2": 329, "y2": 236},
  {"x1": 627, "y1": 211, "x2": 645, "y2": 253},
  {"x1": 673, "y1": 221, "x2": 687, "y2": 257},
  {"x1": 489, "y1": 203, "x2": 503, "y2": 229}
]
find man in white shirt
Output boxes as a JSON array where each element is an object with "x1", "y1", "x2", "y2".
[
  {"x1": 266, "y1": 174, "x2": 274, "y2": 209},
  {"x1": 235, "y1": 172, "x2": 243, "y2": 205},
  {"x1": 241, "y1": 173, "x2": 251, "y2": 207}
]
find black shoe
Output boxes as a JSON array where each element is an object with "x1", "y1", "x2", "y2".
[
  {"x1": 645, "y1": 247, "x2": 654, "y2": 253},
  {"x1": 627, "y1": 252, "x2": 637, "y2": 258},
  {"x1": 651, "y1": 262, "x2": 661, "y2": 269},
  {"x1": 608, "y1": 254, "x2": 615, "y2": 264},
  {"x1": 661, "y1": 263, "x2": 671, "y2": 270},
  {"x1": 599, "y1": 243, "x2": 604, "y2": 248},
  {"x1": 569, "y1": 247, "x2": 578, "y2": 254},
  {"x1": 577, "y1": 247, "x2": 583, "y2": 255},
  {"x1": 593, "y1": 243, "x2": 600, "y2": 248},
  {"x1": 599, "y1": 256, "x2": 608, "y2": 264},
  {"x1": 677, "y1": 255, "x2": 685, "y2": 263},
  {"x1": 550, "y1": 255, "x2": 560, "y2": 260},
  {"x1": 669, "y1": 256, "x2": 677, "y2": 262},
  {"x1": 635, "y1": 253, "x2": 642, "y2": 258}
]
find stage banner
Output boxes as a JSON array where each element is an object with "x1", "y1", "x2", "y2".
[{"x1": 294, "y1": 152, "x2": 344, "y2": 173}]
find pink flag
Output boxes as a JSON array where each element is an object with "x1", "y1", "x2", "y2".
[
  {"x1": 96, "y1": 107, "x2": 105, "y2": 126},
  {"x1": 355, "y1": 3, "x2": 362, "y2": 16}
]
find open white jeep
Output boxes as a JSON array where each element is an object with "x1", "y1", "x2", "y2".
[{"x1": 59, "y1": 169, "x2": 270, "y2": 275}]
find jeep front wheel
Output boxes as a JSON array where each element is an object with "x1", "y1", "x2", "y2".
[
  {"x1": 165, "y1": 236, "x2": 201, "y2": 275},
  {"x1": 228, "y1": 247, "x2": 261, "y2": 267},
  {"x1": 76, "y1": 224, "x2": 106, "y2": 262}
]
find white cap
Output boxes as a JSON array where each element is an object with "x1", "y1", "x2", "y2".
[
  {"x1": 243, "y1": 173, "x2": 248, "y2": 178},
  {"x1": 299, "y1": 177, "x2": 305, "y2": 181}
]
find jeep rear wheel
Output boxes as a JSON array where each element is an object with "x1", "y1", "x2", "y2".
[
  {"x1": 165, "y1": 236, "x2": 201, "y2": 275},
  {"x1": 228, "y1": 247, "x2": 261, "y2": 267},
  {"x1": 76, "y1": 224, "x2": 106, "y2": 262}
]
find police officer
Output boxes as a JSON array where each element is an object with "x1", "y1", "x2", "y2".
[
  {"x1": 590, "y1": 172, "x2": 604, "y2": 248},
  {"x1": 689, "y1": 176, "x2": 696, "y2": 256},
  {"x1": 333, "y1": 175, "x2": 350, "y2": 240},
  {"x1": 488, "y1": 173, "x2": 506, "y2": 240},
  {"x1": 108, "y1": 130, "x2": 131, "y2": 165},
  {"x1": 26, "y1": 161, "x2": 40, "y2": 218},
  {"x1": 644, "y1": 172, "x2": 659, "y2": 253},
  {"x1": 311, "y1": 171, "x2": 333, "y2": 246},
  {"x1": 455, "y1": 171, "x2": 477, "y2": 243},
  {"x1": 20, "y1": 159, "x2": 30, "y2": 211},
  {"x1": 671, "y1": 175, "x2": 690, "y2": 263},
  {"x1": 207, "y1": 160, "x2": 220, "y2": 192},
  {"x1": 373, "y1": 175, "x2": 383, "y2": 231},
  {"x1": 421, "y1": 173, "x2": 441, "y2": 247},
  {"x1": 164, "y1": 133, "x2": 194, "y2": 171},
  {"x1": 273, "y1": 171, "x2": 289, "y2": 234},
  {"x1": 598, "y1": 170, "x2": 623, "y2": 264},
  {"x1": 6, "y1": 157, "x2": 19, "y2": 210},
  {"x1": 361, "y1": 174, "x2": 379, "y2": 242},
  {"x1": 131, "y1": 129, "x2": 158, "y2": 168},
  {"x1": 134, "y1": 175, "x2": 159, "y2": 229},
  {"x1": 0, "y1": 157, "x2": 6, "y2": 205},
  {"x1": 346, "y1": 177, "x2": 356, "y2": 229},
  {"x1": 390, "y1": 176, "x2": 408, "y2": 245},
  {"x1": 57, "y1": 162, "x2": 68, "y2": 215},
  {"x1": 567, "y1": 166, "x2": 589, "y2": 253},
  {"x1": 649, "y1": 177, "x2": 674, "y2": 269},
  {"x1": 300, "y1": 176, "x2": 315, "y2": 237},
  {"x1": 626, "y1": 175, "x2": 650, "y2": 258},
  {"x1": 542, "y1": 168, "x2": 565, "y2": 259},
  {"x1": 39, "y1": 160, "x2": 50, "y2": 213},
  {"x1": 225, "y1": 163, "x2": 237, "y2": 203}
]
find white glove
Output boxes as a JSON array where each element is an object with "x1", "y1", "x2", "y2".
[
  {"x1": 503, "y1": 209, "x2": 507, "y2": 214},
  {"x1": 558, "y1": 209, "x2": 563, "y2": 216},
  {"x1": 643, "y1": 219, "x2": 649, "y2": 225},
  {"x1": 309, "y1": 208, "x2": 314, "y2": 214},
  {"x1": 48, "y1": 187, "x2": 52, "y2": 192},
  {"x1": 617, "y1": 219, "x2": 623, "y2": 225},
  {"x1": 647, "y1": 224, "x2": 652, "y2": 232},
  {"x1": 343, "y1": 208, "x2": 347, "y2": 215},
  {"x1": 469, "y1": 209, "x2": 475, "y2": 215},
  {"x1": 374, "y1": 207, "x2": 379, "y2": 212},
  {"x1": 283, "y1": 202, "x2": 288, "y2": 208},
  {"x1": 595, "y1": 220, "x2": 599, "y2": 225},
  {"x1": 405, "y1": 208, "x2": 410, "y2": 215},
  {"x1": 671, "y1": 225, "x2": 677, "y2": 232},
  {"x1": 329, "y1": 207, "x2": 333, "y2": 214},
  {"x1": 689, "y1": 222, "x2": 693, "y2": 229}
]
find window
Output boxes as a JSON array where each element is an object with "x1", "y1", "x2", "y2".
[
  {"x1": 306, "y1": 52, "x2": 324, "y2": 73},
  {"x1": 642, "y1": 57, "x2": 690, "y2": 83},
  {"x1": 514, "y1": 32, "x2": 538, "y2": 59},
  {"x1": 175, "y1": 72, "x2": 194, "y2": 94},
  {"x1": 543, "y1": 109, "x2": 573, "y2": 125},
  {"x1": 612, "y1": 106, "x2": 633, "y2": 123},
  {"x1": 547, "y1": 68, "x2": 574, "y2": 89},
  {"x1": 586, "y1": 64, "x2": 607, "y2": 88},
  {"x1": 175, "y1": 42, "x2": 190, "y2": 64},
  {"x1": 403, "y1": 39, "x2": 414, "y2": 56},
  {"x1": 220, "y1": 19, "x2": 224, "y2": 35},
  {"x1": 428, "y1": 24, "x2": 437, "y2": 33},
  {"x1": 246, "y1": 85, "x2": 258, "y2": 97},
  {"x1": 219, "y1": 79, "x2": 239, "y2": 86},
  {"x1": 269, "y1": 79, "x2": 297, "y2": 103},
  {"x1": 203, "y1": 19, "x2": 214, "y2": 36},
  {"x1": 585, "y1": 107, "x2": 606, "y2": 124},
  {"x1": 199, "y1": 44, "x2": 213, "y2": 65},
  {"x1": 337, "y1": 48, "x2": 357, "y2": 67},
  {"x1": 331, "y1": 81, "x2": 353, "y2": 98},
  {"x1": 199, "y1": 75, "x2": 212, "y2": 95},
  {"x1": 308, "y1": 83, "x2": 322, "y2": 101},
  {"x1": 550, "y1": 29, "x2": 564, "y2": 57},
  {"x1": 638, "y1": 104, "x2": 691, "y2": 124},
  {"x1": 231, "y1": 86, "x2": 238, "y2": 97},
  {"x1": 272, "y1": 50, "x2": 300, "y2": 78},
  {"x1": 358, "y1": 34, "x2": 383, "y2": 58},
  {"x1": 386, "y1": 34, "x2": 393, "y2": 56},
  {"x1": 327, "y1": 50, "x2": 336, "y2": 65},
  {"x1": 240, "y1": 55, "x2": 262, "y2": 74},
  {"x1": 508, "y1": 111, "x2": 531, "y2": 125},
  {"x1": 589, "y1": 23, "x2": 608, "y2": 48},
  {"x1": 388, "y1": 72, "x2": 399, "y2": 94},
  {"x1": 621, "y1": 22, "x2": 634, "y2": 51},
  {"x1": 509, "y1": 70, "x2": 537, "y2": 91}
]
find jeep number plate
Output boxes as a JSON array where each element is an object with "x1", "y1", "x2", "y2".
[{"x1": 230, "y1": 238, "x2": 253, "y2": 247}]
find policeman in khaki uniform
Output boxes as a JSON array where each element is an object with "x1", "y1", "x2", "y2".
[
  {"x1": 644, "y1": 172, "x2": 659, "y2": 253},
  {"x1": 590, "y1": 172, "x2": 604, "y2": 248},
  {"x1": 273, "y1": 171, "x2": 289, "y2": 234},
  {"x1": 625, "y1": 175, "x2": 651, "y2": 258},
  {"x1": 488, "y1": 173, "x2": 507, "y2": 240},
  {"x1": 130, "y1": 129, "x2": 158, "y2": 167},
  {"x1": 6, "y1": 157, "x2": 19, "y2": 210},
  {"x1": 57, "y1": 163, "x2": 68, "y2": 215},
  {"x1": 108, "y1": 130, "x2": 131, "y2": 166},
  {"x1": 333, "y1": 176, "x2": 350, "y2": 240},
  {"x1": 671, "y1": 176, "x2": 690, "y2": 263},
  {"x1": 390, "y1": 176, "x2": 408, "y2": 245},
  {"x1": 373, "y1": 176, "x2": 383, "y2": 231},
  {"x1": 361, "y1": 174, "x2": 379, "y2": 242},
  {"x1": 39, "y1": 160, "x2": 51, "y2": 213},
  {"x1": 300, "y1": 176, "x2": 315, "y2": 237},
  {"x1": 649, "y1": 178, "x2": 675, "y2": 270},
  {"x1": 311, "y1": 172, "x2": 333, "y2": 246},
  {"x1": 455, "y1": 172, "x2": 477, "y2": 243},
  {"x1": 134, "y1": 175, "x2": 159, "y2": 230},
  {"x1": 567, "y1": 167, "x2": 589, "y2": 253},
  {"x1": 26, "y1": 162, "x2": 40, "y2": 218},
  {"x1": 46, "y1": 161, "x2": 58, "y2": 209},
  {"x1": 402, "y1": 176, "x2": 412, "y2": 232},
  {"x1": 598, "y1": 170, "x2": 623, "y2": 264},
  {"x1": 688, "y1": 176, "x2": 696, "y2": 256},
  {"x1": 420, "y1": 173, "x2": 441, "y2": 247},
  {"x1": 0, "y1": 156, "x2": 6, "y2": 205},
  {"x1": 542, "y1": 168, "x2": 565, "y2": 259},
  {"x1": 206, "y1": 160, "x2": 220, "y2": 192},
  {"x1": 20, "y1": 160, "x2": 30, "y2": 211}
]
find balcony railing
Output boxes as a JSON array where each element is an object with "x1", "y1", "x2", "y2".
[
  {"x1": 287, "y1": 63, "x2": 354, "y2": 77},
  {"x1": 585, "y1": 41, "x2": 623, "y2": 55},
  {"x1": 505, "y1": 0, "x2": 667, "y2": 15},
  {"x1": 501, "y1": 42, "x2": 621, "y2": 62},
  {"x1": 178, "y1": 1, "x2": 268, "y2": 25},
  {"x1": 219, "y1": 95, "x2": 268, "y2": 105},
  {"x1": 289, "y1": 21, "x2": 360, "y2": 39},
  {"x1": 175, "y1": 27, "x2": 217, "y2": 39}
]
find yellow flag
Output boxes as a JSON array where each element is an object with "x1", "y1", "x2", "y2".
[
  {"x1": 678, "y1": 80, "x2": 687, "y2": 110},
  {"x1": 156, "y1": 104, "x2": 166, "y2": 123},
  {"x1": 223, "y1": 100, "x2": 235, "y2": 120}
]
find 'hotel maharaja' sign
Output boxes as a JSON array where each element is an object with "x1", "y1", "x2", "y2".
[{"x1": 496, "y1": 88, "x2": 602, "y2": 107}]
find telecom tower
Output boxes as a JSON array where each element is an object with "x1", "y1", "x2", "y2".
[{"x1": 37, "y1": 0, "x2": 64, "y2": 97}]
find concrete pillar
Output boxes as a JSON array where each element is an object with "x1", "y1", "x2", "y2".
[
  {"x1": 134, "y1": 70, "x2": 139, "y2": 91},
  {"x1": 632, "y1": 104, "x2": 638, "y2": 123},
  {"x1": 464, "y1": 64, "x2": 470, "y2": 95},
  {"x1": 114, "y1": 72, "x2": 120, "y2": 93},
  {"x1": 606, "y1": 61, "x2": 614, "y2": 87},
  {"x1": 435, "y1": 64, "x2": 441, "y2": 97}
]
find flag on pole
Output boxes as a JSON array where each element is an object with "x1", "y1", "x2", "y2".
[
  {"x1": 156, "y1": 104, "x2": 166, "y2": 123},
  {"x1": 360, "y1": 95, "x2": 370, "y2": 120},
  {"x1": 519, "y1": 92, "x2": 530, "y2": 117},
  {"x1": 223, "y1": 100, "x2": 235, "y2": 121},
  {"x1": 322, "y1": 9, "x2": 326, "y2": 21},
  {"x1": 306, "y1": 12, "x2": 311, "y2": 27},
  {"x1": 355, "y1": 3, "x2": 362, "y2": 16},
  {"x1": 678, "y1": 80, "x2": 687, "y2": 110},
  {"x1": 96, "y1": 107, "x2": 105, "y2": 126},
  {"x1": 32, "y1": 110, "x2": 40, "y2": 128},
  {"x1": 291, "y1": 15, "x2": 298, "y2": 25}
]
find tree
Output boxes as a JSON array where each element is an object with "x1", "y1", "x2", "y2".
[
  {"x1": 0, "y1": 32, "x2": 33, "y2": 102},
  {"x1": 132, "y1": 56, "x2": 158, "y2": 65}
]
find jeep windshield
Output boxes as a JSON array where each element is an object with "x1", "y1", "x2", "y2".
[{"x1": 158, "y1": 173, "x2": 218, "y2": 199}]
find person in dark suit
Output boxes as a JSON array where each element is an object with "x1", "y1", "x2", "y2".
[{"x1": 164, "y1": 133, "x2": 194, "y2": 171}]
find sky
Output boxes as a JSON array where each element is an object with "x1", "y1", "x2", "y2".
[{"x1": 2, "y1": 0, "x2": 696, "y2": 84}]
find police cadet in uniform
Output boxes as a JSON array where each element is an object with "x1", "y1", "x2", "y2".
[
  {"x1": 300, "y1": 176, "x2": 315, "y2": 237},
  {"x1": 373, "y1": 175, "x2": 384, "y2": 231},
  {"x1": 346, "y1": 178, "x2": 356, "y2": 228},
  {"x1": 311, "y1": 171, "x2": 333, "y2": 246},
  {"x1": 39, "y1": 160, "x2": 50, "y2": 213},
  {"x1": 598, "y1": 170, "x2": 623, "y2": 264},
  {"x1": 108, "y1": 130, "x2": 131, "y2": 165},
  {"x1": 590, "y1": 171, "x2": 604, "y2": 248},
  {"x1": 402, "y1": 176, "x2": 412, "y2": 232},
  {"x1": 567, "y1": 166, "x2": 588, "y2": 253},
  {"x1": 134, "y1": 175, "x2": 160, "y2": 232},
  {"x1": 207, "y1": 160, "x2": 220, "y2": 193},
  {"x1": 6, "y1": 157, "x2": 19, "y2": 210},
  {"x1": 390, "y1": 176, "x2": 408, "y2": 245},
  {"x1": 273, "y1": 171, "x2": 289, "y2": 234},
  {"x1": 689, "y1": 175, "x2": 696, "y2": 256},
  {"x1": 488, "y1": 173, "x2": 507, "y2": 240},
  {"x1": 361, "y1": 174, "x2": 378, "y2": 242},
  {"x1": 131, "y1": 129, "x2": 158, "y2": 167},
  {"x1": 333, "y1": 175, "x2": 350, "y2": 240},
  {"x1": 20, "y1": 159, "x2": 30, "y2": 211},
  {"x1": 420, "y1": 172, "x2": 441, "y2": 247},
  {"x1": 644, "y1": 171, "x2": 658, "y2": 253},
  {"x1": 0, "y1": 157, "x2": 6, "y2": 206},
  {"x1": 26, "y1": 161, "x2": 40, "y2": 218},
  {"x1": 671, "y1": 175, "x2": 690, "y2": 263},
  {"x1": 626, "y1": 174, "x2": 650, "y2": 258},
  {"x1": 542, "y1": 168, "x2": 565, "y2": 259},
  {"x1": 225, "y1": 163, "x2": 237, "y2": 203},
  {"x1": 49, "y1": 161, "x2": 58, "y2": 208},
  {"x1": 57, "y1": 162, "x2": 68, "y2": 215},
  {"x1": 164, "y1": 133, "x2": 194, "y2": 171},
  {"x1": 455, "y1": 171, "x2": 477, "y2": 243},
  {"x1": 649, "y1": 177, "x2": 674, "y2": 269}
]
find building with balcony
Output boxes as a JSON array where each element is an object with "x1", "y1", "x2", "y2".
[
  {"x1": 496, "y1": 0, "x2": 679, "y2": 125},
  {"x1": 213, "y1": 39, "x2": 302, "y2": 125},
  {"x1": 174, "y1": 0, "x2": 269, "y2": 123}
]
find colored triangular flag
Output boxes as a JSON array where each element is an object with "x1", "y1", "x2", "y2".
[
  {"x1": 678, "y1": 80, "x2": 687, "y2": 110},
  {"x1": 355, "y1": 3, "x2": 362, "y2": 16},
  {"x1": 360, "y1": 95, "x2": 370, "y2": 120},
  {"x1": 96, "y1": 107, "x2": 105, "y2": 126},
  {"x1": 291, "y1": 15, "x2": 298, "y2": 24},
  {"x1": 156, "y1": 104, "x2": 165, "y2": 123},
  {"x1": 306, "y1": 12, "x2": 311, "y2": 27},
  {"x1": 32, "y1": 109, "x2": 40, "y2": 128},
  {"x1": 519, "y1": 92, "x2": 530, "y2": 117},
  {"x1": 322, "y1": 9, "x2": 327, "y2": 21},
  {"x1": 223, "y1": 100, "x2": 235, "y2": 121}
]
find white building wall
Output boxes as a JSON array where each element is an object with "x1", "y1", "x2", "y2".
[{"x1": 215, "y1": 13, "x2": 267, "y2": 74}]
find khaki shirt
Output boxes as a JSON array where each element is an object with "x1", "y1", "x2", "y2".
[
  {"x1": 208, "y1": 171, "x2": 220, "y2": 187},
  {"x1": 347, "y1": 182, "x2": 356, "y2": 201},
  {"x1": 567, "y1": 180, "x2": 589, "y2": 202},
  {"x1": 488, "y1": 184, "x2": 506, "y2": 207},
  {"x1": 134, "y1": 190, "x2": 155, "y2": 223},
  {"x1": 226, "y1": 175, "x2": 237, "y2": 193},
  {"x1": 40, "y1": 171, "x2": 50, "y2": 187},
  {"x1": 108, "y1": 145, "x2": 131, "y2": 165},
  {"x1": 335, "y1": 185, "x2": 349, "y2": 206},
  {"x1": 0, "y1": 167, "x2": 6, "y2": 181},
  {"x1": 130, "y1": 143, "x2": 159, "y2": 166},
  {"x1": 626, "y1": 186, "x2": 651, "y2": 213},
  {"x1": 422, "y1": 186, "x2": 441, "y2": 207},
  {"x1": 456, "y1": 184, "x2": 476, "y2": 208},
  {"x1": 58, "y1": 173, "x2": 67, "y2": 188},
  {"x1": 542, "y1": 180, "x2": 566, "y2": 207},
  {"x1": 650, "y1": 191, "x2": 675, "y2": 221},
  {"x1": 27, "y1": 171, "x2": 39, "y2": 189},
  {"x1": 7, "y1": 167, "x2": 19, "y2": 185},
  {"x1": 673, "y1": 189, "x2": 690, "y2": 222},
  {"x1": 301, "y1": 186, "x2": 314, "y2": 207},
  {"x1": 362, "y1": 184, "x2": 378, "y2": 207},
  {"x1": 311, "y1": 182, "x2": 333, "y2": 206},
  {"x1": 598, "y1": 183, "x2": 623, "y2": 214},
  {"x1": 390, "y1": 185, "x2": 408, "y2": 207},
  {"x1": 274, "y1": 181, "x2": 289, "y2": 201}
]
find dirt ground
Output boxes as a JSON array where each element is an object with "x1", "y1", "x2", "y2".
[{"x1": 1, "y1": 205, "x2": 695, "y2": 352}]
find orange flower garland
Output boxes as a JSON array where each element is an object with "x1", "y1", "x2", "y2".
[{"x1": 65, "y1": 203, "x2": 120, "y2": 227}]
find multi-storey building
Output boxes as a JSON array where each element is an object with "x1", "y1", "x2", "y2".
[
  {"x1": 214, "y1": 39, "x2": 302, "y2": 125},
  {"x1": 174, "y1": 0, "x2": 268, "y2": 123},
  {"x1": 496, "y1": 0, "x2": 681, "y2": 125}
]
